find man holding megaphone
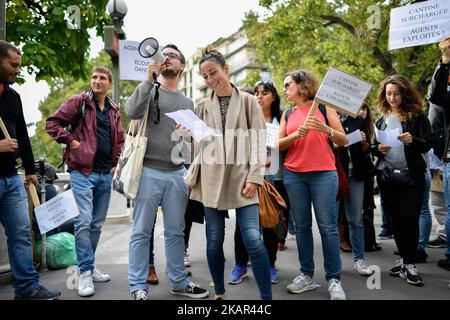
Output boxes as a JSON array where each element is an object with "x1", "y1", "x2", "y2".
[{"x1": 125, "y1": 43, "x2": 209, "y2": 300}]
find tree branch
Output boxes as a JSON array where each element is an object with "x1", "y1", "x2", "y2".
[
  {"x1": 320, "y1": 15, "x2": 356, "y2": 36},
  {"x1": 23, "y1": 0, "x2": 46, "y2": 16}
]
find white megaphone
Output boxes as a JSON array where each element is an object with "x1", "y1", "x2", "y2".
[{"x1": 138, "y1": 37, "x2": 166, "y2": 65}]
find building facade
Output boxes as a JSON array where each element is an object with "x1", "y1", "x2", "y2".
[{"x1": 180, "y1": 27, "x2": 271, "y2": 104}]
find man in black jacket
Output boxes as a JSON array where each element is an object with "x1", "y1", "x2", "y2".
[
  {"x1": 0, "y1": 40, "x2": 60, "y2": 299},
  {"x1": 428, "y1": 36, "x2": 450, "y2": 272}
]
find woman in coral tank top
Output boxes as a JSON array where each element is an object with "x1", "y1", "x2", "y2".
[{"x1": 278, "y1": 70, "x2": 348, "y2": 300}]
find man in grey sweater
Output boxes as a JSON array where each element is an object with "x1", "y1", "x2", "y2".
[{"x1": 125, "y1": 44, "x2": 208, "y2": 300}]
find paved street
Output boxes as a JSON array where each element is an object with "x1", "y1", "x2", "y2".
[{"x1": 0, "y1": 192, "x2": 449, "y2": 301}]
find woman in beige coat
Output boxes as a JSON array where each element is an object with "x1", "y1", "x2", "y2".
[{"x1": 181, "y1": 46, "x2": 271, "y2": 300}]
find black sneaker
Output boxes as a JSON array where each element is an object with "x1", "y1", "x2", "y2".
[
  {"x1": 415, "y1": 249, "x2": 428, "y2": 263},
  {"x1": 15, "y1": 286, "x2": 61, "y2": 300},
  {"x1": 170, "y1": 282, "x2": 209, "y2": 299},
  {"x1": 389, "y1": 258, "x2": 403, "y2": 277},
  {"x1": 437, "y1": 259, "x2": 450, "y2": 271},
  {"x1": 400, "y1": 264, "x2": 423, "y2": 286},
  {"x1": 427, "y1": 238, "x2": 447, "y2": 248}
]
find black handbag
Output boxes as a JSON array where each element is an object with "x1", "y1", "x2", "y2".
[{"x1": 381, "y1": 165, "x2": 415, "y2": 186}]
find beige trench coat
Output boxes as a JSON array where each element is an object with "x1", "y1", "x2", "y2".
[{"x1": 189, "y1": 86, "x2": 266, "y2": 210}]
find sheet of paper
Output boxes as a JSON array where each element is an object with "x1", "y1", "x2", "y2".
[
  {"x1": 345, "y1": 129, "x2": 362, "y2": 147},
  {"x1": 266, "y1": 122, "x2": 279, "y2": 149},
  {"x1": 165, "y1": 109, "x2": 216, "y2": 143},
  {"x1": 34, "y1": 189, "x2": 80, "y2": 234},
  {"x1": 375, "y1": 127, "x2": 402, "y2": 147}
]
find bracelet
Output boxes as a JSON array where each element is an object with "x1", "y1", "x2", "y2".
[{"x1": 328, "y1": 128, "x2": 335, "y2": 138}]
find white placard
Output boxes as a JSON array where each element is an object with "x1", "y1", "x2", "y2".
[
  {"x1": 266, "y1": 122, "x2": 279, "y2": 148},
  {"x1": 345, "y1": 129, "x2": 362, "y2": 147},
  {"x1": 34, "y1": 189, "x2": 80, "y2": 235},
  {"x1": 314, "y1": 67, "x2": 373, "y2": 117},
  {"x1": 389, "y1": 0, "x2": 450, "y2": 50},
  {"x1": 375, "y1": 127, "x2": 402, "y2": 147},
  {"x1": 119, "y1": 40, "x2": 151, "y2": 81},
  {"x1": 165, "y1": 109, "x2": 217, "y2": 143}
]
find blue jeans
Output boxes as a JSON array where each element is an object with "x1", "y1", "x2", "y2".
[
  {"x1": 128, "y1": 167, "x2": 190, "y2": 293},
  {"x1": 283, "y1": 169, "x2": 341, "y2": 280},
  {"x1": 204, "y1": 204, "x2": 272, "y2": 300},
  {"x1": 442, "y1": 164, "x2": 450, "y2": 260},
  {"x1": 380, "y1": 197, "x2": 392, "y2": 235},
  {"x1": 70, "y1": 170, "x2": 112, "y2": 274},
  {"x1": 342, "y1": 176, "x2": 365, "y2": 261},
  {"x1": 418, "y1": 169, "x2": 432, "y2": 251},
  {"x1": 0, "y1": 174, "x2": 40, "y2": 297}
]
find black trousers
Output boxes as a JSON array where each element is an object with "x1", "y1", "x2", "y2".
[
  {"x1": 377, "y1": 172, "x2": 425, "y2": 264},
  {"x1": 234, "y1": 220, "x2": 278, "y2": 267}
]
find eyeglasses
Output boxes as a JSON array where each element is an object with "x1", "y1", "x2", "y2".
[{"x1": 163, "y1": 52, "x2": 181, "y2": 61}]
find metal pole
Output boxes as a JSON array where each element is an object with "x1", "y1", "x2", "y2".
[
  {"x1": 39, "y1": 158, "x2": 47, "y2": 272},
  {"x1": 0, "y1": 0, "x2": 5, "y2": 41},
  {"x1": 112, "y1": 56, "x2": 120, "y2": 103}
]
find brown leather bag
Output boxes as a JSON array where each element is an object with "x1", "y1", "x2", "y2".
[{"x1": 258, "y1": 179, "x2": 287, "y2": 228}]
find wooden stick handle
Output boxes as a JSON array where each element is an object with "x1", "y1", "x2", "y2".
[
  {"x1": 0, "y1": 117, "x2": 11, "y2": 139},
  {"x1": 299, "y1": 99, "x2": 320, "y2": 128},
  {"x1": 28, "y1": 183, "x2": 40, "y2": 208}
]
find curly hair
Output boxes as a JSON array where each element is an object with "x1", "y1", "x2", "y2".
[
  {"x1": 284, "y1": 70, "x2": 319, "y2": 101},
  {"x1": 199, "y1": 45, "x2": 226, "y2": 69},
  {"x1": 377, "y1": 75, "x2": 424, "y2": 120}
]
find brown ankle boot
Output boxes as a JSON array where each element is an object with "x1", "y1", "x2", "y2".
[{"x1": 147, "y1": 266, "x2": 159, "y2": 285}]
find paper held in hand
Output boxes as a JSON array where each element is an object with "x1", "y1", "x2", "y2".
[
  {"x1": 165, "y1": 109, "x2": 216, "y2": 143},
  {"x1": 266, "y1": 122, "x2": 279, "y2": 148},
  {"x1": 345, "y1": 129, "x2": 362, "y2": 147},
  {"x1": 388, "y1": 0, "x2": 450, "y2": 50},
  {"x1": 375, "y1": 127, "x2": 402, "y2": 147},
  {"x1": 34, "y1": 189, "x2": 80, "y2": 235},
  {"x1": 313, "y1": 67, "x2": 373, "y2": 118}
]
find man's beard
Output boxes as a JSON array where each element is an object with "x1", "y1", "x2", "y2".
[{"x1": 162, "y1": 67, "x2": 179, "y2": 78}]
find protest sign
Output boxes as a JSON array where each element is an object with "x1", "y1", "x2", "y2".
[
  {"x1": 34, "y1": 189, "x2": 79, "y2": 234},
  {"x1": 119, "y1": 40, "x2": 151, "y2": 81},
  {"x1": 389, "y1": 0, "x2": 450, "y2": 50},
  {"x1": 314, "y1": 67, "x2": 373, "y2": 118}
]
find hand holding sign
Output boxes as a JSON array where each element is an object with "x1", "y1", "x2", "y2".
[{"x1": 439, "y1": 36, "x2": 450, "y2": 63}]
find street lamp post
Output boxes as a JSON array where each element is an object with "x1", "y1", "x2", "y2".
[
  {"x1": 104, "y1": 0, "x2": 127, "y2": 103},
  {"x1": 0, "y1": 0, "x2": 5, "y2": 40}
]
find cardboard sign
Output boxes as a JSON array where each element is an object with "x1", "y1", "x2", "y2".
[
  {"x1": 119, "y1": 40, "x2": 151, "y2": 81},
  {"x1": 34, "y1": 189, "x2": 79, "y2": 234},
  {"x1": 389, "y1": 0, "x2": 450, "y2": 50},
  {"x1": 314, "y1": 67, "x2": 373, "y2": 117}
]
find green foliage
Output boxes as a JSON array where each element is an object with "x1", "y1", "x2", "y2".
[
  {"x1": 31, "y1": 52, "x2": 139, "y2": 167},
  {"x1": 244, "y1": 0, "x2": 441, "y2": 112},
  {"x1": 7, "y1": 0, "x2": 109, "y2": 82}
]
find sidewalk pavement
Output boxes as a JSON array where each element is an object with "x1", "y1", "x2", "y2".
[{"x1": 0, "y1": 193, "x2": 449, "y2": 300}]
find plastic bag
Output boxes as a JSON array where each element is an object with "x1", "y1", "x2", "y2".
[{"x1": 36, "y1": 232, "x2": 77, "y2": 270}]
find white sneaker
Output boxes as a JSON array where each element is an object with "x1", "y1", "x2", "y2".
[
  {"x1": 131, "y1": 289, "x2": 148, "y2": 300},
  {"x1": 286, "y1": 234, "x2": 296, "y2": 241},
  {"x1": 286, "y1": 273, "x2": 318, "y2": 294},
  {"x1": 78, "y1": 270, "x2": 95, "y2": 297},
  {"x1": 328, "y1": 278, "x2": 346, "y2": 300},
  {"x1": 93, "y1": 268, "x2": 111, "y2": 282},
  {"x1": 353, "y1": 259, "x2": 373, "y2": 276}
]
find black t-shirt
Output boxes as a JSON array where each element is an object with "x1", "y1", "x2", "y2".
[{"x1": 92, "y1": 96, "x2": 112, "y2": 173}]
